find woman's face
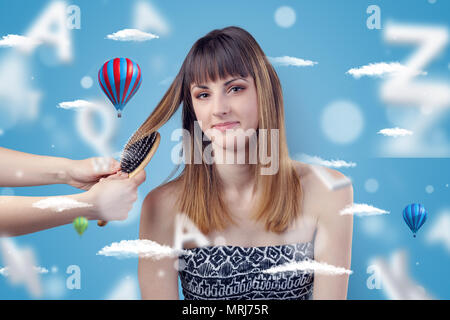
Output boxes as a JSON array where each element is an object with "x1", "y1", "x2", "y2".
[{"x1": 190, "y1": 75, "x2": 259, "y2": 152}]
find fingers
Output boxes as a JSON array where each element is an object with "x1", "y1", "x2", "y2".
[
  {"x1": 119, "y1": 171, "x2": 128, "y2": 178},
  {"x1": 100, "y1": 171, "x2": 127, "y2": 182},
  {"x1": 110, "y1": 158, "x2": 121, "y2": 172},
  {"x1": 130, "y1": 169, "x2": 146, "y2": 186},
  {"x1": 93, "y1": 157, "x2": 121, "y2": 174}
]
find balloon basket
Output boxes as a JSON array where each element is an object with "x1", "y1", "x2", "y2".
[{"x1": 118, "y1": 112, "x2": 122, "y2": 118}]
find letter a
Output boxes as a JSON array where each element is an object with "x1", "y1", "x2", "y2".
[
  {"x1": 173, "y1": 213, "x2": 210, "y2": 251},
  {"x1": 23, "y1": 1, "x2": 73, "y2": 62},
  {"x1": 366, "y1": 5, "x2": 381, "y2": 30},
  {"x1": 366, "y1": 264, "x2": 382, "y2": 289},
  {"x1": 66, "y1": 265, "x2": 81, "y2": 290}
]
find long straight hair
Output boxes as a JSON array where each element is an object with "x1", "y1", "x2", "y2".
[{"x1": 133, "y1": 26, "x2": 303, "y2": 235}]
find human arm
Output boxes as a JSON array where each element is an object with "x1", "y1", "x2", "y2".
[
  {"x1": 138, "y1": 185, "x2": 180, "y2": 300},
  {"x1": 0, "y1": 147, "x2": 120, "y2": 189},
  {"x1": 0, "y1": 192, "x2": 96, "y2": 236},
  {"x1": 0, "y1": 170, "x2": 146, "y2": 237},
  {"x1": 311, "y1": 169, "x2": 354, "y2": 300}
]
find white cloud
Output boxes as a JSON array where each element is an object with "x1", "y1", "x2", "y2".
[
  {"x1": 346, "y1": 62, "x2": 427, "y2": 79},
  {"x1": 0, "y1": 34, "x2": 42, "y2": 48},
  {"x1": 378, "y1": 106, "x2": 450, "y2": 157},
  {"x1": 426, "y1": 211, "x2": 450, "y2": 253},
  {"x1": 133, "y1": 1, "x2": 171, "y2": 36},
  {"x1": 340, "y1": 203, "x2": 390, "y2": 216},
  {"x1": 106, "y1": 29, "x2": 159, "y2": 42},
  {"x1": 377, "y1": 127, "x2": 413, "y2": 137},
  {"x1": 0, "y1": 266, "x2": 48, "y2": 277},
  {"x1": 34, "y1": 266, "x2": 49, "y2": 274},
  {"x1": 263, "y1": 259, "x2": 353, "y2": 275},
  {"x1": 295, "y1": 153, "x2": 356, "y2": 168},
  {"x1": 268, "y1": 56, "x2": 318, "y2": 67},
  {"x1": 97, "y1": 239, "x2": 192, "y2": 259},
  {"x1": 57, "y1": 99, "x2": 94, "y2": 110},
  {"x1": 32, "y1": 197, "x2": 92, "y2": 213}
]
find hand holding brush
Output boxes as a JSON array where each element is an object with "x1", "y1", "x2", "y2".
[{"x1": 97, "y1": 131, "x2": 160, "y2": 227}]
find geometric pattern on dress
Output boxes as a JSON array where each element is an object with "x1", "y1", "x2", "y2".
[{"x1": 179, "y1": 241, "x2": 314, "y2": 300}]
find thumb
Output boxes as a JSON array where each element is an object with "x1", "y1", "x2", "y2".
[{"x1": 130, "y1": 169, "x2": 146, "y2": 186}]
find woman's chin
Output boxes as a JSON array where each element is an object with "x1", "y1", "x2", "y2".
[{"x1": 213, "y1": 140, "x2": 248, "y2": 156}]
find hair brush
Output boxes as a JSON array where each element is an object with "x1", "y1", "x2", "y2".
[{"x1": 97, "y1": 131, "x2": 161, "y2": 227}]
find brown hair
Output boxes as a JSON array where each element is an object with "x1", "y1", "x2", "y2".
[{"x1": 134, "y1": 26, "x2": 303, "y2": 234}]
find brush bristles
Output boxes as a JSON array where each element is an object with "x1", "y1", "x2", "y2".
[{"x1": 120, "y1": 132, "x2": 158, "y2": 174}]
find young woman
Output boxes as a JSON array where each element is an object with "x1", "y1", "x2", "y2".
[{"x1": 137, "y1": 26, "x2": 353, "y2": 300}]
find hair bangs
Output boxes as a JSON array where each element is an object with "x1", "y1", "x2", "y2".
[{"x1": 184, "y1": 35, "x2": 254, "y2": 93}]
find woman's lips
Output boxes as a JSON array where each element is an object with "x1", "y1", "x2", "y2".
[{"x1": 212, "y1": 122, "x2": 240, "y2": 131}]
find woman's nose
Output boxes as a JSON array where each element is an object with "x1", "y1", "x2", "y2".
[{"x1": 211, "y1": 93, "x2": 231, "y2": 115}]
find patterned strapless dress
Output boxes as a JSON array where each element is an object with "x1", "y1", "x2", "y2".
[{"x1": 178, "y1": 241, "x2": 314, "y2": 300}]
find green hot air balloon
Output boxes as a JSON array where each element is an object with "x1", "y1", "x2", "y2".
[{"x1": 73, "y1": 216, "x2": 88, "y2": 236}]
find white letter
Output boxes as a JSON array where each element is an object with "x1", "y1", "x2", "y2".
[
  {"x1": 366, "y1": 264, "x2": 382, "y2": 289},
  {"x1": 66, "y1": 5, "x2": 81, "y2": 30},
  {"x1": 22, "y1": 1, "x2": 73, "y2": 63},
  {"x1": 66, "y1": 265, "x2": 81, "y2": 290},
  {"x1": 173, "y1": 213, "x2": 210, "y2": 251},
  {"x1": 366, "y1": 5, "x2": 381, "y2": 30}
]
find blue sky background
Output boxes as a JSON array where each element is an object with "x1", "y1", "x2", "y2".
[{"x1": 0, "y1": 0, "x2": 449, "y2": 299}]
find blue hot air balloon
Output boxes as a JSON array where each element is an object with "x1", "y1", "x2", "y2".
[
  {"x1": 402, "y1": 203, "x2": 427, "y2": 238},
  {"x1": 98, "y1": 57, "x2": 142, "y2": 117}
]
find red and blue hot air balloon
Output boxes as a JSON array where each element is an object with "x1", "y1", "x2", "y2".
[
  {"x1": 402, "y1": 203, "x2": 427, "y2": 238},
  {"x1": 98, "y1": 57, "x2": 142, "y2": 117}
]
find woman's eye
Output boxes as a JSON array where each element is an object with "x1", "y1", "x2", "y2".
[
  {"x1": 230, "y1": 86, "x2": 244, "y2": 93},
  {"x1": 195, "y1": 87, "x2": 244, "y2": 99},
  {"x1": 196, "y1": 93, "x2": 209, "y2": 99}
]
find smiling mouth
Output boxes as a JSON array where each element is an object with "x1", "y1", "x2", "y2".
[{"x1": 212, "y1": 122, "x2": 240, "y2": 130}]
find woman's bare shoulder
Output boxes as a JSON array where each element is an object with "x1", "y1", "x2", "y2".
[
  {"x1": 141, "y1": 179, "x2": 182, "y2": 225},
  {"x1": 292, "y1": 159, "x2": 350, "y2": 190},
  {"x1": 292, "y1": 160, "x2": 353, "y2": 219},
  {"x1": 292, "y1": 159, "x2": 317, "y2": 191},
  {"x1": 292, "y1": 160, "x2": 312, "y2": 179}
]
